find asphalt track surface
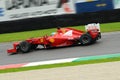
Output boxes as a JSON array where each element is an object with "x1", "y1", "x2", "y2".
[{"x1": 0, "y1": 32, "x2": 120, "y2": 65}]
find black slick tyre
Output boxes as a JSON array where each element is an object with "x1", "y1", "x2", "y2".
[
  {"x1": 19, "y1": 41, "x2": 31, "y2": 53},
  {"x1": 79, "y1": 34, "x2": 92, "y2": 45}
]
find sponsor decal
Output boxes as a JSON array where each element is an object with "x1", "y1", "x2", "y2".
[
  {"x1": 0, "y1": 0, "x2": 75, "y2": 22},
  {"x1": 75, "y1": 0, "x2": 114, "y2": 14},
  {"x1": 5, "y1": 0, "x2": 72, "y2": 12},
  {"x1": 5, "y1": 0, "x2": 57, "y2": 10},
  {"x1": 40, "y1": 38, "x2": 44, "y2": 43},
  {"x1": 49, "y1": 38, "x2": 55, "y2": 43}
]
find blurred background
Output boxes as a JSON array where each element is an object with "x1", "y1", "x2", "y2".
[{"x1": 0, "y1": 0, "x2": 120, "y2": 33}]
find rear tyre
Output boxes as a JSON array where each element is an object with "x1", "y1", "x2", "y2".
[
  {"x1": 79, "y1": 34, "x2": 92, "y2": 45},
  {"x1": 19, "y1": 41, "x2": 31, "y2": 53}
]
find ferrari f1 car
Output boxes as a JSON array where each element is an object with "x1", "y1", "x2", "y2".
[{"x1": 7, "y1": 23, "x2": 101, "y2": 55}]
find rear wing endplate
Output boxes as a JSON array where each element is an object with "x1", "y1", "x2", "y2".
[{"x1": 85, "y1": 23, "x2": 100, "y2": 32}]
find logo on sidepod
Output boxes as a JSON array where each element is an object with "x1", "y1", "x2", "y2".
[{"x1": 49, "y1": 38, "x2": 55, "y2": 43}]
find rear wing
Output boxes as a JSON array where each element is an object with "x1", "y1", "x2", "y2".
[{"x1": 85, "y1": 23, "x2": 100, "y2": 32}]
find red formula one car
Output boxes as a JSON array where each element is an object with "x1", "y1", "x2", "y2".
[{"x1": 7, "y1": 23, "x2": 101, "y2": 55}]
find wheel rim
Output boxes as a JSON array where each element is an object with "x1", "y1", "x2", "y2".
[
  {"x1": 19, "y1": 41, "x2": 31, "y2": 53},
  {"x1": 82, "y1": 36, "x2": 89, "y2": 44},
  {"x1": 21, "y1": 43, "x2": 27, "y2": 50}
]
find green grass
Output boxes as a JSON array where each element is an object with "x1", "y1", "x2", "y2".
[
  {"x1": 0, "y1": 22, "x2": 120, "y2": 42},
  {"x1": 0, "y1": 57, "x2": 120, "y2": 74}
]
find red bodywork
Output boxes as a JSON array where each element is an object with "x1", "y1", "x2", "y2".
[{"x1": 7, "y1": 27, "x2": 101, "y2": 54}]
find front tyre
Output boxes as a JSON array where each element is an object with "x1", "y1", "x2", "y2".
[
  {"x1": 19, "y1": 41, "x2": 31, "y2": 53},
  {"x1": 79, "y1": 34, "x2": 92, "y2": 45}
]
